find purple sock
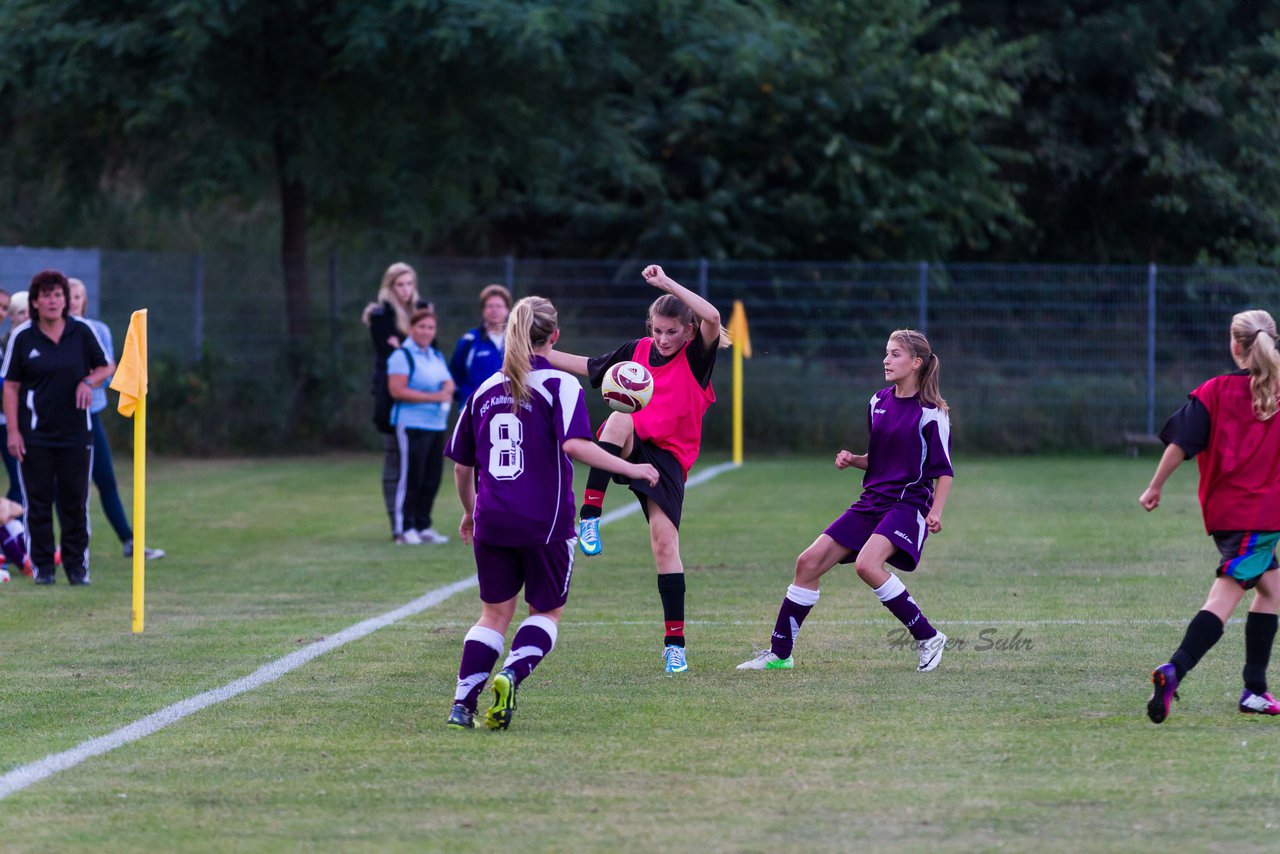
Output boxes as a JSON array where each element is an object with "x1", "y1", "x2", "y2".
[
  {"x1": 502, "y1": 616, "x2": 558, "y2": 685},
  {"x1": 770, "y1": 584, "x2": 820, "y2": 659},
  {"x1": 874, "y1": 574, "x2": 936, "y2": 641},
  {"x1": 1, "y1": 520, "x2": 26, "y2": 567},
  {"x1": 455, "y1": 625, "x2": 504, "y2": 713}
]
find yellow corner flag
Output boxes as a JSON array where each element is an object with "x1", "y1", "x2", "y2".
[
  {"x1": 728, "y1": 300, "x2": 752, "y2": 465},
  {"x1": 111, "y1": 310, "x2": 148, "y2": 417},
  {"x1": 109, "y1": 310, "x2": 149, "y2": 633}
]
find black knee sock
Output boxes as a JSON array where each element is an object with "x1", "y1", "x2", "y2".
[
  {"x1": 581, "y1": 442, "x2": 622, "y2": 520},
  {"x1": 657, "y1": 573, "x2": 686, "y2": 648},
  {"x1": 1243, "y1": 612, "x2": 1278, "y2": 694},
  {"x1": 1170, "y1": 610, "x2": 1225, "y2": 680}
]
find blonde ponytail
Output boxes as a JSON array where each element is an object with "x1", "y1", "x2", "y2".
[
  {"x1": 890, "y1": 329, "x2": 949, "y2": 414},
  {"x1": 503, "y1": 297, "x2": 558, "y2": 409},
  {"x1": 1233, "y1": 309, "x2": 1280, "y2": 421}
]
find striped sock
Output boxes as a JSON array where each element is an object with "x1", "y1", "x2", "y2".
[
  {"x1": 502, "y1": 615, "x2": 559, "y2": 685},
  {"x1": 770, "y1": 584, "x2": 819, "y2": 659},
  {"x1": 455, "y1": 625, "x2": 504, "y2": 713}
]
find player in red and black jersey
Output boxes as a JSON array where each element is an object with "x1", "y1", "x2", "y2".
[
  {"x1": 1142, "y1": 309, "x2": 1280, "y2": 722},
  {"x1": 546, "y1": 265, "x2": 728, "y2": 675}
]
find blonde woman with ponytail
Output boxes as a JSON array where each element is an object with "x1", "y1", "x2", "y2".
[
  {"x1": 363, "y1": 262, "x2": 432, "y2": 538},
  {"x1": 739, "y1": 328, "x2": 954, "y2": 674},
  {"x1": 442, "y1": 296, "x2": 658, "y2": 731},
  {"x1": 1142, "y1": 309, "x2": 1280, "y2": 723}
]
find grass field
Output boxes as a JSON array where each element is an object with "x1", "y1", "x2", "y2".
[{"x1": 2, "y1": 452, "x2": 1277, "y2": 851}]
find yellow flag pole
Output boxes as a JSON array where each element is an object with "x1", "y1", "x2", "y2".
[
  {"x1": 732, "y1": 334, "x2": 743, "y2": 465},
  {"x1": 131, "y1": 390, "x2": 146, "y2": 633},
  {"x1": 727, "y1": 300, "x2": 752, "y2": 466},
  {"x1": 110, "y1": 309, "x2": 148, "y2": 633}
]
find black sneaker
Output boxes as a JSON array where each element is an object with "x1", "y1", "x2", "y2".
[
  {"x1": 33, "y1": 573, "x2": 55, "y2": 586},
  {"x1": 68, "y1": 578, "x2": 91, "y2": 586},
  {"x1": 446, "y1": 703, "x2": 475, "y2": 730},
  {"x1": 1147, "y1": 663, "x2": 1180, "y2": 724},
  {"x1": 483, "y1": 668, "x2": 518, "y2": 730}
]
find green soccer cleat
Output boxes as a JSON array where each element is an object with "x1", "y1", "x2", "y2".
[
  {"x1": 483, "y1": 668, "x2": 518, "y2": 730},
  {"x1": 736, "y1": 650, "x2": 794, "y2": 670},
  {"x1": 446, "y1": 703, "x2": 474, "y2": 730}
]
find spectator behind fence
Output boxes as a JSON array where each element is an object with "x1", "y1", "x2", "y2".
[
  {"x1": 68, "y1": 279, "x2": 165, "y2": 562},
  {"x1": 0, "y1": 289, "x2": 20, "y2": 504},
  {"x1": 2, "y1": 270, "x2": 111, "y2": 585},
  {"x1": 387, "y1": 308, "x2": 454, "y2": 545},
  {"x1": 448, "y1": 284, "x2": 511, "y2": 405},
  {"x1": 362, "y1": 262, "x2": 431, "y2": 539}
]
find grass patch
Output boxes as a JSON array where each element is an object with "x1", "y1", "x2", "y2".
[{"x1": 3, "y1": 453, "x2": 1277, "y2": 851}]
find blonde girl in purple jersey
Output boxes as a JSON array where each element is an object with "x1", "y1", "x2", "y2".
[
  {"x1": 739, "y1": 329, "x2": 954, "y2": 673},
  {"x1": 443, "y1": 297, "x2": 658, "y2": 730}
]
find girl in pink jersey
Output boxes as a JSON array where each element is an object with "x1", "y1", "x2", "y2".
[
  {"x1": 444, "y1": 297, "x2": 658, "y2": 730},
  {"x1": 547, "y1": 264, "x2": 729, "y2": 675},
  {"x1": 1142, "y1": 309, "x2": 1280, "y2": 723}
]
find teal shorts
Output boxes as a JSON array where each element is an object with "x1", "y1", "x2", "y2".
[{"x1": 1214, "y1": 531, "x2": 1280, "y2": 590}]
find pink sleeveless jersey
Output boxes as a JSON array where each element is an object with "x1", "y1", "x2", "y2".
[{"x1": 630, "y1": 337, "x2": 715, "y2": 477}]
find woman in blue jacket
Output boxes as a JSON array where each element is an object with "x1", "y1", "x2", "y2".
[{"x1": 448, "y1": 284, "x2": 511, "y2": 405}]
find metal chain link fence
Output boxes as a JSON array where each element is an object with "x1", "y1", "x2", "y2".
[{"x1": 5, "y1": 248, "x2": 1277, "y2": 455}]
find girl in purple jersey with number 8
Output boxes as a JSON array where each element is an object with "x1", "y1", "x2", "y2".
[
  {"x1": 442, "y1": 296, "x2": 659, "y2": 731},
  {"x1": 739, "y1": 329, "x2": 954, "y2": 673}
]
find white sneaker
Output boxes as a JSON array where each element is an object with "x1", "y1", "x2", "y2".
[
  {"x1": 398, "y1": 529, "x2": 423, "y2": 545},
  {"x1": 420, "y1": 528, "x2": 449, "y2": 544},
  {"x1": 736, "y1": 650, "x2": 793, "y2": 671},
  {"x1": 917, "y1": 631, "x2": 947, "y2": 672}
]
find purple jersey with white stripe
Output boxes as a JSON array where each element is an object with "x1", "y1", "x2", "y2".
[
  {"x1": 859, "y1": 387, "x2": 953, "y2": 511},
  {"x1": 445, "y1": 355, "x2": 593, "y2": 546}
]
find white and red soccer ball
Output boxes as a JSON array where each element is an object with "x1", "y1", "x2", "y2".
[{"x1": 602, "y1": 361, "x2": 654, "y2": 413}]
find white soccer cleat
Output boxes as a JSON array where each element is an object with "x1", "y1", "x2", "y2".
[
  {"x1": 917, "y1": 631, "x2": 947, "y2": 672},
  {"x1": 736, "y1": 650, "x2": 793, "y2": 670},
  {"x1": 419, "y1": 528, "x2": 449, "y2": 544},
  {"x1": 397, "y1": 529, "x2": 423, "y2": 545}
]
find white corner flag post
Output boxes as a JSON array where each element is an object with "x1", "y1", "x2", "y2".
[
  {"x1": 109, "y1": 310, "x2": 149, "y2": 633},
  {"x1": 727, "y1": 300, "x2": 752, "y2": 466}
]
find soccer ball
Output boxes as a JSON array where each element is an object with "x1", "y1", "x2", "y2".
[
  {"x1": 602, "y1": 361, "x2": 654, "y2": 413},
  {"x1": 0, "y1": 566, "x2": 9, "y2": 583}
]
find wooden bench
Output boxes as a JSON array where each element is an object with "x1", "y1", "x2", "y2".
[{"x1": 1122, "y1": 431, "x2": 1162, "y2": 458}]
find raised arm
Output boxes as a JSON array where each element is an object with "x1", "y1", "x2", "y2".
[{"x1": 642, "y1": 265, "x2": 722, "y2": 350}]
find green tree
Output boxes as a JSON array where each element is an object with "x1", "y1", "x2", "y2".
[
  {"x1": 0, "y1": 0, "x2": 1030, "y2": 288},
  {"x1": 956, "y1": 0, "x2": 1280, "y2": 264},
  {"x1": 433, "y1": 0, "x2": 1029, "y2": 261}
]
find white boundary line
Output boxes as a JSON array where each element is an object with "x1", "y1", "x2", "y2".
[
  {"x1": 0, "y1": 461, "x2": 739, "y2": 801},
  {"x1": 438, "y1": 617, "x2": 1240, "y2": 628}
]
